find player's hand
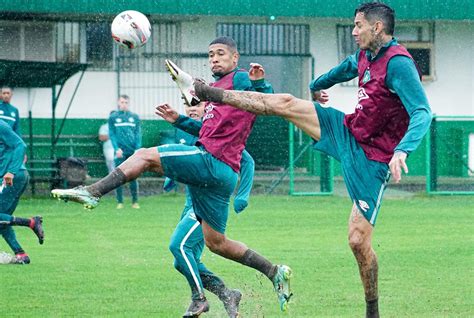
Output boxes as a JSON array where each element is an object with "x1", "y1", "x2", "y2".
[
  {"x1": 389, "y1": 151, "x2": 408, "y2": 183},
  {"x1": 116, "y1": 148, "x2": 123, "y2": 159},
  {"x1": 233, "y1": 198, "x2": 248, "y2": 214},
  {"x1": 311, "y1": 90, "x2": 329, "y2": 104},
  {"x1": 3, "y1": 172, "x2": 14, "y2": 186},
  {"x1": 155, "y1": 104, "x2": 179, "y2": 123},
  {"x1": 249, "y1": 63, "x2": 265, "y2": 81}
]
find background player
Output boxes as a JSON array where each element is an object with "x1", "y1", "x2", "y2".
[
  {"x1": 108, "y1": 95, "x2": 142, "y2": 209},
  {"x1": 0, "y1": 120, "x2": 44, "y2": 264}
]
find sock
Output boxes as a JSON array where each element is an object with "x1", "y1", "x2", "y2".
[
  {"x1": 10, "y1": 217, "x2": 31, "y2": 227},
  {"x1": 366, "y1": 298, "x2": 379, "y2": 318},
  {"x1": 239, "y1": 249, "x2": 277, "y2": 280},
  {"x1": 87, "y1": 168, "x2": 127, "y2": 197},
  {"x1": 194, "y1": 80, "x2": 224, "y2": 103},
  {"x1": 201, "y1": 273, "x2": 228, "y2": 301}
]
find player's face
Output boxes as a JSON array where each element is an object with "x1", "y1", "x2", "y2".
[
  {"x1": 1, "y1": 89, "x2": 12, "y2": 103},
  {"x1": 118, "y1": 97, "x2": 129, "y2": 111},
  {"x1": 352, "y1": 12, "x2": 377, "y2": 50},
  {"x1": 208, "y1": 44, "x2": 239, "y2": 76},
  {"x1": 185, "y1": 102, "x2": 205, "y2": 120}
]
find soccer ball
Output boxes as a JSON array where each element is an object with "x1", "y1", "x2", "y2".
[{"x1": 111, "y1": 10, "x2": 151, "y2": 49}]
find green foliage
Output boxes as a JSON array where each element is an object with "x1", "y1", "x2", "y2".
[{"x1": 1, "y1": 195, "x2": 472, "y2": 317}]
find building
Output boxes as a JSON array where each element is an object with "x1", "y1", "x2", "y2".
[{"x1": 0, "y1": 0, "x2": 472, "y2": 182}]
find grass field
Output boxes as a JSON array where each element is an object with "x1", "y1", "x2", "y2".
[{"x1": 1, "y1": 194, "x2": 473, "y2": 317}]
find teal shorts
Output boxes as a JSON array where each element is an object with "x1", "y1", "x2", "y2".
[
  {"x1": 312, "y1": 104, "x2": 390, "y2": 226},
  {"x1": 157, "y1": 144, "x2": 238, "y2": 233}
]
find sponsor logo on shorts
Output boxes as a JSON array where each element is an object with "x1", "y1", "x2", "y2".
[{"x1": 358, "y1": 200, "x2": 370, "y2": 212}]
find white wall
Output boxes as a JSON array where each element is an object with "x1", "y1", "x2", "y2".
[
  {"x1": 14, "y1": 72, "x2": 118, "y2": 119},
  {"x1": 10, "y1": 17, "x2": 473, "y2": 120}
]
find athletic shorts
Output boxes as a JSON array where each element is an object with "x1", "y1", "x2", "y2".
[
  {"x1": 312, "y1": 103, "x2": 390, "y2": 226},
  {"x1": 158, "y1": 144, "x2": 238, "y2": 233}
]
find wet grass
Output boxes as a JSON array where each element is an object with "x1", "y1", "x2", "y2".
[{"x1": 1, "y1": 194, "x2": 472, "y2": 317}]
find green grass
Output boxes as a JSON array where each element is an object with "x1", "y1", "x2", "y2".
[{"x1": 1, "y1": 194, "x2": 473, "y2": 317}]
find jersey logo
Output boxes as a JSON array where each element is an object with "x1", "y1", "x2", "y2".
[
  {"x1": 356, "y1": 88, "x2": 370, "y2": 110},
  {"x1": 357, "y1": 88, "x2": 369, "y2": 101},
  {"x1": 0, "y1": 110, "x2": 3, "y2": 115},
  {"x1": 362, "y1": 69, "x2": 371, "y2": 84},
  {"x1": 358, "y1": 200, "x2": 370, "y2": 212},
  {"x1": 128, "y1": 117, "x2": 134, "y2": 122},
  {"x1": 116, "y1": 118, "x2": 122, "y2": 123},
  {"x1": 179, "y1": 138, "x2": 186, "y2": 144}
]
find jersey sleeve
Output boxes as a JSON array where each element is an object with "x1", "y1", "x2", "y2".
[
  {"x1": 234, "y1": 149, "x2": 255, "y2": 211},
  {"x1": 386, "y1": 56, "x2": 432, "y2": 154},
  {"x1": 13, "y1": 108, "x2": 21, "y2": 136},
  {"x1": 108, "y1": 113, "x2": 119, "y2": 151},
  {"x1": 135, "y1": 115, "x2": 142, "y2": 149},
  {"x1": 0, "y1": 122, "x2": 26, "y2": 175},
  {"x1": 309, "y1": 51, "x2": 359, "y2": 92},
  {"x1": 172, "y1": 115, "x2": 203, "y2": 137}
]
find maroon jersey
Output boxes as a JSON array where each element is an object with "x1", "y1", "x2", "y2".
[
  {"x1": 197, "y1": 70, "x2": 257, "y2": 172},
  {"x1": 344, "y1": 45, "x2": 421, "y2": 163}
]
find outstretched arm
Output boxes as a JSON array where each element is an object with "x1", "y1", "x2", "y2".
[{"x1": 155, "y1": 104, "x2": 202, "y2": 137}]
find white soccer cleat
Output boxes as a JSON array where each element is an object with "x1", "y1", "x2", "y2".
[
  {"x1": 51, "y1": 186, "x2": 99, "y2": 209},
  {"x1": 165, "y1": 59, "x2": 201, "y2": 107}
]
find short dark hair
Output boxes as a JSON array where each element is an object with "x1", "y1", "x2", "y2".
[
  {"x1": 119, "y1": 94, "x2": 130, "y2": 100},
  {"x1": 355, "y1": 2, "x2": 395, "y2": 35},
  {"x1": 209, "y1": 36, "x2": 237, "y2": 52}
]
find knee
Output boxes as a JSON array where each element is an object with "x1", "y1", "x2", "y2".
[
  {"x1": 272, "y1": 94, "x2": 297, "y2": 116},
  {"x1": 134, "y1": 148, "x2": 151, "y2": 161},
  {"x1": 169, "y1": 239, "x2": 181, "y2": 258},
  {"x1": 204, "y1": 236, "x2": 225, "y2": 255},
  {"x1": 173, "y1": 259, "x2": 180, "y2": 270},
  {"x1": 348, "y1": 230, "x2": 370, "y2": 254}
]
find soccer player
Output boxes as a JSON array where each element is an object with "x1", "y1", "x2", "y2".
[
  {"x1": 0, "y1": 120, "x2": 44, "y2": 264},
  {"x1": 189, "y1": 4, "x2": 432, "y2": 317},
  {"x1": 108, "y1": 95, "x2": 142, "y2": 209},
  {"x1": 0, "y1": 87, "x2": 21, "y2": 136},
  {"x1": 163, "y1": 102, "x2": 253, "y2": 317},
  {"x1": 52, "y1": 36, "x2": 293, "y2": 312}
]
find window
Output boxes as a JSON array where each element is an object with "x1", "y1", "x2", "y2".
[
  {"x1": 116, "y1": 22, "x2": 181, "y2": 72},
  {"x1": 85, "y1": 22, "x2": 113, "y2": 69},
  {"x1": 336, "y1": 24, "x2": 358, "y2": 86},
  {"x1": 217, "y1": 23, "x2": 310, "y2": 55},
  {"x1": 0, "y1": 20, "x2": 55, "y2": 62},
  {"x1": 56, "y1": 22, "x2": 81, "y2": 63},
  {"x1": 396, "y1": 23, "x2": 435, "y2": 81},
  {"x1": 337, "y1": 22, "x2": 435, "y2": 83}
]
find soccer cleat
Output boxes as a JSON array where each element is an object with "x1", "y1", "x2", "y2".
[
  {"x1": 51, "y1": 186, "x2": 99, "y2": 209},
  {"x1": 272, "y1": 265, "x2": 293, "y2": 312},
  {"x1": 222, "y1": 289, "x2": 242, "y2": 318},
  {"x1": 14, "y1": 253, "x2": 30, "y2": 265},
  {"x1": 30, "y1": 216, "x2": 44, "y2": 245},
  {"x1": 165, "y1": 59, "x2": 201, "y2": 107},
  {"x1": 131, "y1": 203, "x2": 140, "y2": 209},
  {"x1": 116, "y1": 203, "x2": 124, "y2": 209},
  {"x1": 182, "y1": 296, "x2": 210, "y2": 318}
]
